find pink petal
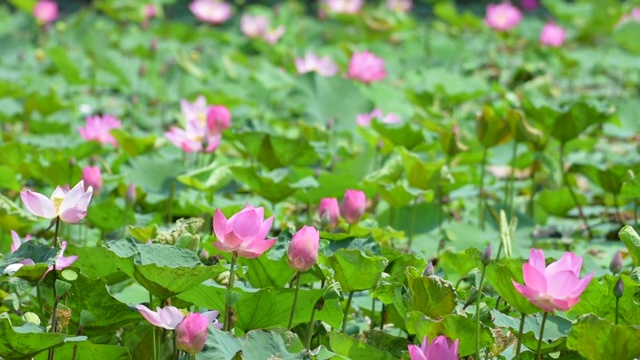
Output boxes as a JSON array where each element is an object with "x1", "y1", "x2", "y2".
[
  {"x1": 568, "y1": 272, "x2": 594, "y2": 298},
  {"x1": 229, "y1": 208, "x2": 263, "y2": 238},
  {"x1": 59, "y1": 207, "x2": 88, "y2": 223},
  {"x1": 56, "y1": 255, "x2": 78, "y2": 269},
  {"x1": 236, "y1": 238, "x2": 276, "y2": 258},
  {"x1": 426, "y1": 336, "x2": 457, "y2": 360},
  {"x1": 136, "y1": 304, "x2": 163, "y2": 327},
  {"x1": 513, "y1": 280, "x2": 541, "y2": 302},
  {"x1": 10, "y1": 230, "x2": 21, "y2": 253},
  {"x1": 522, "y1": 262, "x2": 548, "y2": 293},
  {"x1": 20, "y1": 190, "x2": 56, "y2": 218},
  {"x1": 528, "y1": 248, "x2": 546, "y2": 272},
  {"x1": 253, "y1": 216, "x2": 274, "y2": 244},
  {"x1": 544, "y1": 252, "x2": 578, "y2": 276},
  {"x1": 213, "y1": 209, "x2": 229, "y2": 239},
  {"x1": 158, "y1": 306, "x2": 186, "y2": 329},
  {"x1": 546, "y1": 270, "x2": 580, "y2": 299},
  {"x1": 408, "y1": 345, "x2": 427, "y2": 360},
  {"x1": 550, "y1": 298, "x2": 577, "y2": 311}
]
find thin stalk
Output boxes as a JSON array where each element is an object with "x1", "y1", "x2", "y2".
[
  {"x1": 166, "y1": 181, "x2": 176, "y2": 224},
  {"x1": 536, "y1": 312, "x2": 549, "y2": 360},
  {"x1": 341, "y1": 292, "x2": 354, "y2": 333},
  {"x1": 506, "y1": 140, "x2": 518, "y2": 218},
  {"x1": 613, "y1": 194, "x2": 621, "y2": 224},
  {"x1": 559, "y1": 143, "x2": 591, "y2": 239},
  {"x1": 304, "y1": 302, "x2": 318, "y2": 350},
  {"x1": 224, "y1": 252, "x2": 238, "y2": 332},
  {"x1": 528, "y1": 156, "x2": 538, "y2": 218},
  {"x1": 369, "y1": 295, "x2": 376, "y2": 331},
  {"x1": 48, "y1": 296, "x2": 61, "y2": 360},
  {"x1": 635, "y1": 200, "x2": 638, "y2": 228},
  {"x1": 479, "y1": 147, "x2": 488, "y2": 230},
  {"x1": 151, "y1": 293, "x2": 158, "y2": 360},
  {"x1": 379, "y1": 304, "x2": 385, "y2": 330},
  {"x1": 475, "y1": 265, "x2": 487, "y2": 360},
  {"x1": 515, "y1": 313, "x2": 526, "y2": 359},
  {"x1": 407, "y1": 202, "x2": 417, "y2": 252},
  {"x1": 615, "y1": 296, "x2": 620, "y2": 325},
  {"x1": 287, "y1": 272, "x2": 301, "y2": 329},
  {"x1": 48, "y1": 217, "x2": 61, "y2": 360}
]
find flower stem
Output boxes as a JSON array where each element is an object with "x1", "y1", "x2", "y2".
[
  {"x1": 341, "y1": 291, "x2": 354, "y2": 333},
  {"x1": 615, "y1": 296, "x2": 620, "y2": 325},
  {"x1": 536, "y1": 312, "x2": 549, "y2": 360},
  {"x1": 559, "y1": 143, "x2": 591, "y2": 239},
  {"x1": 475, "y1": 265, "x2": 487, "y2": 360},
  {"x1": 515, "y1": 312, "x2": 526, "y2": 359},
  {"x1": 287, "y1": 272, "x2": 301, "y2": 329},
  {"x1": 304, "y1": 301, "x2": 318, "y2": 350},
  {"x1": 224, "y1": 252, "x2": 237, "y2": 332},
  {"x1": 47, "y1": 217, "x2": 62, "y2": 360},
  {"x1": 479, "y1": 147, "x2": 488, "y2": 230},
  {"x1": 506, "y1": 140, "x2": 517, "y2": 218}
]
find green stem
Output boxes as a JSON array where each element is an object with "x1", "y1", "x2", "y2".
[
  {"x1": 506, "y1": 140, "x2": 518, "y2": 218},
  {"x1": 479, "y1": 147, "x2": 488, "y2": 230},
  {"x1": 559, "y1": 143, "x2": 591, "y2": 239},
  {"x1": 304, "y1": 302, "x2": 318, "y2": 350},
  {"x1": 475, "y1": 265, "x2": 487, "y2": 360},
  {"x1": 369, "y1": 295, "x2": 376, "y2": 331},
  {"x1": 634, "y1": 200, "x2": 638, "y2": 228},
  {"x1": 341, "y1": 292, "x2": 354, "y2": 333},
  {"x1": 515, "y1": 313, "x2": 526, "y2": 359},
  {"x1": 407, "y1": 202, "x2": 417, "y2": 252},
  {"x1": 528, "y1": 156, "x2": 538, "y2": 218},
  {"x1": 150, "y1": 293, "x2": 158, "y2": 360},
  {"x1": 379, "y1": 304, "x2": 385, "y2": 330},
  {"x1": 48, "y1": 217, "x2": 62, "y2": 360},
  {"x1": 615, "y1": 296, "x2": 620, "y2": 325},
  {"x1": 224, "y1": 252, "x2": 238, "y2": 332},
  {"x1": 536, "y1": 312, "x2": 549, "y2": 360},
  {"x1": 287, "y1": 272, "x2": 301, "y2": 329},
  {"x1": 613, "y1": 194, "x2": 621, "y2": 224}
]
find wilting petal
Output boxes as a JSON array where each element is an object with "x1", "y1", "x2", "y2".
[{"x1": 20, "y1": 190, "x2": 56, "y2": 219}]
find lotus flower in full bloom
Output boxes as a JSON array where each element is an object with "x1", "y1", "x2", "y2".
[
  {"x1": 485, "y1": 2, "x2": 522, "y2": 31},
  {"x1": 408, "y1": 335, "x2": 460, "y2": 360},
  {"x1": 21, "y1": 180, "x2": 93, "y2": 224},
  {"x1": 33, "y1": 0, "x2": 58, "y2": 25},
  {"x1": 295, "y1": 53, "x2": 339, "y2": 77},
  {"x1": 177, "y1": 312, "x2": 222, "y2": 354},
  {"x1": 165, "y1": 120, "x2": 222, "y2": 153},
  {"x1": 287, "y1": 226, "x2": 320, "y2": 272},
  {"x1": 540, "y1": 22, "x2": 566, "y2": 47},
  {"x1": 348, "y1": 51, "x2": 387, "y2": 84},
  {"x1": 318, "y1": 197, "x2": 340, "y2": 228},
  {"x1": 189, "y1": 0, "x2": 232, "y2": 24},
  {"x1": 181, "y1": 96, "x2": 209, "y2": 124},
  {"x1": 212, "y1": 205, "x2": 276, "y2": 258},
  {"x1": 340, "y1": 189, "x2": 366, "y2": 224},
  {"x1": 512, "y1": 248, "x2": 594, "y2": 312},
  {"x1": 78, "y1": 115, "x2": 121, "y2": 146}
]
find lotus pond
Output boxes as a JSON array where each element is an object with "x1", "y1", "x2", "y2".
[{"x1": 1, "y1": 0, "x2": 640, "y2": 359}]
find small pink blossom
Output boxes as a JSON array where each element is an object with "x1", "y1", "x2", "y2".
[
  {"x1": 520, "y1": 0, "x2": 538, "y2": 11},
  {"x1": 10, "y1": 230, "x2": 31, "y2": 254},
  {"x1": 21, "y1": 180, "x2": 93, "y2": 224},
  {"x1": 189, "y1": 0, "x2": 232, "y2": 24},
  {"x1": 78, "y1": 115, "x2": 121, "y2": 146},
  {"x1": 325, "y1": 0, "x2": 363, "y2": 14},
  {"x1": 143, "y1": 4, "x2": 158, "y2": 20},
  {"x1": 241, "y1": 14, "x2": 270, "y2": 38},
  {"x1": 386, "y1": 0, "x2": 412, "y2": 12},
  {"x1": 512, "y1": 248, "x2": 594, "y2": 312},
  {"x1": 295, "y1": 53, "x2": 339, "y2": 77},
  {"x1": 485, "y1": 2, "x2": 522, "y2": 31},
  {"x1": 125, "y1": 183, "x2": 137, "y2": 205},
  {"x1": 356, "y1": 109, "x2": 401, "y2": 127},
  {"x1": 165, "y1": 120, "x2": 221, "y2": 153},
  {"x1": 135, "y1": 305, "x2": 185, "y2": 330},
  {"x1": 348, "y1": 51, "x2": 387, "y2": 84},
  {"x1": 206, "y1": 105, "x2": 232, "y2": 135},
  {"x1": 176, "y1": 312, "x2": 222, "y2": 354},
  {"x1": 287, "y1": 226, "x2": 320, "y2": 272},
  {"x1": 263, "y1": 25, "x2": 285, "y2": 45},
  {"x1": 82, "y1": 166, "x2": 103, "y2": 194},
  {"x1": 318, "y1": 197, "x2": 340, "y2": 228},
  {"x1": 212, "y1": 205, "x2": 276, "y2": 258},
  {"x1": 340, "y1": 189, "x2": 366, "y2": 224},
  {"x1": 540, "y1": 22, "x2": 566, "y2": 47},
  {"x1": 33, "y1": 0, "x2": 58, "y2": 25},
  {"x1": 181, "y1": 96, "x2": 209, "y2": 124},
  {"x1": 408, "y1": 335, "x2": 459, "y2": 360}
]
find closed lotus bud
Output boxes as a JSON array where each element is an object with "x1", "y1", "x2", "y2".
[
  {"x1": 610, "y1": 251, "x2": 623, "y2": 274},
  {"x1": 340, "y1": 189, "x2": 366, "y2": 224},
  {"x1": 176, "y1": 312, "x2": 221, "y2": 354},
  {"x1": 82, "y1": 166, "x2": 103, "y2": 194},
  {"x1": 126, "y1": 183, "x2": 136, "y2": 205},
  {"x1": 318, "y1": 197, "x2": 339, "y2": 229},
  {"x1": 481, "y1": 243, "x2": 493, "y2": 266},
  {"x1": 206, "y1": 106, "x2": 231, "y2": 135},
  {"x1": 288, "y1": 226, "x2": 320, "y2": 272},
  {"x1": 614, "y1": 278, "x2": 624, "y2": 299},
  {"x1": 423, "y1": 262, "x2": 434, "y2": 276}
]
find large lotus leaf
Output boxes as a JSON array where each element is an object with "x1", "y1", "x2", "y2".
[
  {"x1": 493, "y1": 311, "x2": 572, "y2": 353},
  {"x1": 34, "y1": 341, "x2": 131, "y2": 360},
  {"x1": 101, "y1": 238, "x2": 226, "y2": 299},
  {"x1": 551, "y1": 102, "x2": 607, "y2": 144},
  {"x1": 0, "y1": 241, "x2": 57, "y2": 281},
  {"x1": 567, "y1": 314, "x2": 640, "y2": 360},
  {"x1": 537, "y1": 187, "x2": 587, "y2": 217},
  {"x1": 371, "y1": 119, "x2": 425, "y2": 150},
  {"x1": 567, "y1": 274, "x2": 640, "y2": 326},
  {"x1": 618, "y1": 226, "x2": 640, "y2": 267},
  {"x1": 65, "y1": 274, "x2": 142, "y2": 333},
  {"x1": 405, "y1": 267, "x2": 457, "y2": 319},
  {"x1": 484, "y1": 260, "x2": 539, "y2": 315},
  {"x1": 0, "y1": 314, "x2": 66, "y2": 360},
  {"x1": 177, "y1": 161, "x2": 234, "y2": 192},
  {"x1": 0, "y1": 193, "x2": 37, "y2": 233},
  {"x1": 177, "y1": 283, "x2": 342, "y2": 332},
  {"x1": 230, "y1": 165, "x2": 296, "y2": 204},
  {"x1": 328, "y1": 331, "x2": 397, "y2": 360},
  {"x1": 67, "y1": 244, "x2": 128, "y2": 284},
  {"x1": 405, "y1": 311, "x2": 493, "y2": 357},
  {"x1": 325, "y1": 249, "x2": 388, "y2": 293},
  {"x1": 200, "y1": 328, "x2": 301, "y2": 360}
]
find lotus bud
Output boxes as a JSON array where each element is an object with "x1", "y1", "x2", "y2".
[{"x1": 610, "y1": 251, "x2": 623, "y2": 274}]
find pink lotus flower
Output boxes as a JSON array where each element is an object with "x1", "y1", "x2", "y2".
[
  {"x1": 295, "y1": 53, "x2": 339, "y2": 77},
  {"x1": 165, "y1": 120, "x2": 222, "y2": 153},
  {"x1": 125, "y1": 183, "x2": 137, "y2": 205},
  {"x1": 212, "y1": 205, "x2": 276, "y2": 258},
  {"x1": 387, "y1": 0, "x2": 412, "y2": 12},
  {"x1": 206, "y1": 106, "x2": 232, "y2": 135},
  {"x1": 143, "y1": 4, "x2": 158, "y2": 20},
  {"x1": 348, "y1": 51, "x2": 387, "y2": 84},
  {"x1": 540, "y1": 22, "x2": 566, "y2": 47},
  {"x1": 10, "y1": 230, "x2": 31, "y2": 254},
  {"x1": 318, "y1": 197, "x2": 340, "y2": 228},
  {"x1": 288, "y1": 226, "x2": 320, "y2": 272},
  {"x1": 356, "y1": 109, "x2": 401, "y2": 127},
  {"x1": 21, "y1": 180, "x2": 93, "y2": 224},
  {"x1": 176, "y1": 312, "x2": 222, "y2": 354},
  {"x1": 181, "y1": 96, "x2": 209, "y2": 124},
  {"x1": 189, "y1": 0, "x2": 232, "y2": 25},
  {"x1": 520, "y1": 0, "x2": 538, "y2": 11},
  {"x1": 340, "y1": 189, "x2": 366, "y2": 224},
  {"x1": 241, "y1": 14, "x2": 270, "y2": 38},
  {"x1": 82, "y1": 166, "x2": 103, "y2": 194},
  {"x1": 512, "y1": 248, "x2": 594, "y2": 312},
  {"x1": 44, "y1": 241, "x2": 78, "y2": 277},
  {"x1": 78, "y1": 115, "x2": 121, "y2": 146},
  {"x1": 33, "y1": 0, "x2": 58, "y2": 25},
  {"x1": 485, "y1": 2, "x2": 522, "y2": 31},
  {"x1": 408, "y1": 335, "x2": 459, "y2": 360},
  {"x1": 136, "y1": 305, "x2": 186, "y2": 330},
  {"x1": 325, "y1": 0, "x2": 363, "y2": 14},
  {"x1": 263, "y1": 25, "x2": 285, "y2": 45}
]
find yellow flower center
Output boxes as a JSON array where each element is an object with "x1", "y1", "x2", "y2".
[{"x1": 52, "y1": 197, "x2": 63, "y2": 214}]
